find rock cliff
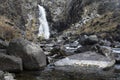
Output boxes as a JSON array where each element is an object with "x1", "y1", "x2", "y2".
[{"x1": 0, "y1": 0, "x2": 120, "y2": 41}]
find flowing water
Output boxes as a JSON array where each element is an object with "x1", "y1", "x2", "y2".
[
  {"x1": 38, "y1": 5, "x2": 50, "y2": 39},
  {"x1": 16, "y1": 66, "x2": 120, "y2": 80}
]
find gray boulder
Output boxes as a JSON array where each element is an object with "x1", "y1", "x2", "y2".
[
  {"x1": 99, "y1": 40, "x2": 111, "y2": 47},
  {"x1": 0, "y1": 39, "x2": 9, "y2": 49},
  {"x1": 7, "y1": 38, "x2": 46, "y2": 70},
  {"x1": 0, "y1": 71, "x2": 4, "y2": 80},
  {"x1": 98, "y1": 46, "x2": 112, "y2": 57},
  {"x1": 54, "y1": 51, "x2": 115, "y2": 69},
  {"x1": 90, "y1": 44, "x2": 114, "y2": 59},
  {"x1": 0, "y1": 53, "x2": 22, "y2": 72},
  {"x1": 3, "y1": 72, "x2": 16, "y2": 80},
  {"x1": 79, "y1": 35, "x2": 98, "y2": 45},
  {"x1": 0, "y1": 49, "x2": 6, "y2": 54},
  {"x1": 0, "y1": 71, "x2": 16, "y2": 80}
]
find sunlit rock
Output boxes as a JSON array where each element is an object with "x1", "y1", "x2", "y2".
[{"x1": 54, "y1": 51, "x2": 115, "y2": 69}]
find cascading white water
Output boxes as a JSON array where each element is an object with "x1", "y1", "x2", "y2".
[{"x1": 38, "y1": 5, "x2": 50, "y2": 39}]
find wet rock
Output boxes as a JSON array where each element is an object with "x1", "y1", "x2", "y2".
[
  {"x1": 0, "y1": 49, "x2": 6, "y2": 54},
  {"x1": 70, "y1": 40, "x2": 79, "y2": 47},
  {"x1": 75, "y1": 46, "x2": 92, "y2": 53},
  {"x1": 112, "y1": 41, "x2": 120, "y2": 48},
  {"x1": 54, "y1": 51, "x2": 115, "y2": 69},
  {"x1": 99, "y1": 40, "x2": 111, "y2": 47},
  {"x1": 114, "y1": 65, "x2": 120, "y2": 73},
  {"x1": 0, "y1": 71, "x2": 4, "y2": 80},
  {"x1": 7, "y1": 38, "x2": 46, "y2": 70},
  {"x1": 62, "y1": 40, "x2": 82, "y2": 53},
  {"x1": 3, "y1": 72, "x2": 16, "y2": 80},
  {"x1": 90, "y1": 44, "x2": 114, "y2": 58},
  {"x1": 43, "y1": 47, "x2": 53, "y2": 52},
  {"x1": 78, "y1": 35, "x2": 88, "y2": 45},
  {"x1": 45, "y1": 47, "x2": 67, "y2": 63},
  {"x1": 88, "y1": 35, "x2": 99, "y2": 43},
  {"x1": 45, "y1": 43, "x2": 54, "y2": 47},
  {"x1": 39, "y1": 39, "x2": 56, "y2": 52},
  {"x1": 98, "y1": 46, "x2": 112, "y2": 57},
  {"x1": 112, "y1": 48, "x2": 120, "y2": 63},
  {"x1": 79, "y1": 35, "x2": 98, "y2": 45},
  {"x1": 0, "y1": 39, "x2": 9, "y2": 49},
  {"x1": 50, "y1": 48, "x2": 66, "y2": 58},
  {"x1": 42, "y1": 43, "x2": 55, "y2": 52},
  {"x1": 0, "y1": 53, "x2": 22, "y2": 72},
  {"x1": 63, "y1": 46, "x2": 81, "y2": 54},
  {"x1": 44, "y1": 51, "x2": 51, "y2": 56},
  {"x1": 63, "y1": 42, "x2": 82, "y2": 54}
]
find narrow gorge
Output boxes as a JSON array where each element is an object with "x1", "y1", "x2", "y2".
[{"x1": 0, "y1": 0, "x2": 120, "y2": 80}]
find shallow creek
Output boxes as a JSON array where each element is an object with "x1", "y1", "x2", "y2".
[{"x1": 16, "y1": 65, "x2": 120, "y2": 80}]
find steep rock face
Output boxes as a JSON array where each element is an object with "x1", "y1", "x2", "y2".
[
  {"x1": 72, "y1": 0, "x2": 120, "y2": 41},
  {"x1": 41, "y1": 0, "x2": 120, "y2": 32},
  {"x1": 0, "y1": 0, "x2": 120, "y2": 40},
  {"x1": 20, "y1": 0, "x2": 39, "y2": 40},
  {"x1": 39, "y1": 0, "x2": 71, "y2": 32},
  {"x1": 50, "y1": 0, "x2": 120, "y2": 42},
  {"x1": 40, "y1": 0, "x2": 69, "y2": 23},
  {"x1": 0, "y1": 0, "x2": 39, "y2": 41},
  {"x1": 0, "y1": 0, "x2": 26, "y2": 32}
]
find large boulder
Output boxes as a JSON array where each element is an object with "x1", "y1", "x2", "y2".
[
  {"x1": 7, "y1": 38, "x2": 47, "y2": 70},
  {"x1": 54, "y1": 51, "x2": 115, "y2": 69},
  {"x1": 0, "y1": 53, "x2": 22, "y2": 72},
  {"x1": 79, "y1": 35, "x2": 99, "y2": 45}
]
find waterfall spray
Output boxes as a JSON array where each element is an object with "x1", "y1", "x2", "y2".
[{"x1": 38, "y1": 5, "x2": 50, "y2": 39}]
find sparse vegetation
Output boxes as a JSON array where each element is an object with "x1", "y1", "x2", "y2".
[
  {"x1": 75, "y1": 12, "x2": 120, "y2": 40},
  {"x1": 0, "y1": 16, "x2": 22, "y2": 41}
]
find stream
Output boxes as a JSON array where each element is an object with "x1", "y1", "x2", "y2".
[{"x1": 15, "y1": 65, "x2": 120, "y2": 80}]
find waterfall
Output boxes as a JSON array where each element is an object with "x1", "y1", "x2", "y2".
[{"x1": 38, "y1": 5, "x2": 50, "y2": 39}]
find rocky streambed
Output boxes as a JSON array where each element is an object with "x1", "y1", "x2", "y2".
[{"x1": 1, "y1": 34, "x2": 120, "y2": 80}]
